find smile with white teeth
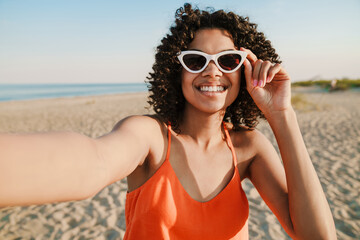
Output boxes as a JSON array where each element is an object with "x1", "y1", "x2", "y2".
[{"x1": 199, "y1": 86, "x2": 225, "y2": 92}]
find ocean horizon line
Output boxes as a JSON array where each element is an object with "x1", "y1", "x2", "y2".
[{"x1": 0, "y1": 83, "x2": 148, "y2": 102}]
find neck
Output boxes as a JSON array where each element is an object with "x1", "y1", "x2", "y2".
[{"x1": 179, "y1": 104, "x2": 226, "y2": 149}]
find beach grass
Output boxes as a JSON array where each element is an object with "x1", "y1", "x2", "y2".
[
  {"x1": 291, "y1": 94, "x2": 322, "y2": 112},
  {"x1": 292, "y1": 78, "x2": 360, "y2": 91}
]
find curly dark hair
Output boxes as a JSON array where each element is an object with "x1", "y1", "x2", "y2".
[{"x1": 147, "y1": 3, "x2": 281, "y2": 133}]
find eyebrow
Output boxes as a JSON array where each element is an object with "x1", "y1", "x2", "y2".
[{"x1": 188, "y1": 48, "x2": 236, "y2": 53}]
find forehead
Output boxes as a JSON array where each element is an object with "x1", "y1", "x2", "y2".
[{"x1": 188, "y1": 28, "x2": 235, "y2": 53}]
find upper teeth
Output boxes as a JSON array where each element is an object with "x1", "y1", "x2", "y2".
[{"x1": 200, "y1": 86, "x2": 225, "y2": 92}]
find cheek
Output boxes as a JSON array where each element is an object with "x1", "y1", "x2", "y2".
[
  {"x1": 232, "y1": 72, "x2": 241, "y2": 91},
  {"x1": 228, "y1": 73, "x2": 241, "y2": 103},
  {"x1": 181, "y1": 71, "x2": 195, "y2": 90}
]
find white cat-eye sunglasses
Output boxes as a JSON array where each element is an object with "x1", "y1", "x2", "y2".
[{"x1": 177, "y1": 50, "x2": 248, "y2": 73}]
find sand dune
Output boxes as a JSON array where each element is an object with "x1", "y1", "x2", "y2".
[{"x1": 0, "y1": 90, "x2": 359, "y2": 239}]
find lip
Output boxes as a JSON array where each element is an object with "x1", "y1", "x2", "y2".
[
  {"x1": 194, "y1": 84, "x2": 228, "y2": 96},
  {"x1": 195, "y1": 83, "x2": 228, "y2": 90}
]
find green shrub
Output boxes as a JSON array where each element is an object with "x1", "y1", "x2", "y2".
[{"x1": 292, "y1": 78, "x2": 360, "y2": 90}]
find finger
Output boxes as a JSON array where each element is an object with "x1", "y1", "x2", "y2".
[
  {"x1": 259, "y1": 61, "x2": 272, "y2": 87},
  {"x1": 252, "y1": 60, "x2": 263, "y2": 87},
  {"x1": 240, "y1": 47, "x2": 258, "y2": 65},
  {"x1": 243, "y1": 58, "x2": 254, "y2": 89},
  {"x1": 267, "y1": 63, "x2": 282, "y2": 82}
]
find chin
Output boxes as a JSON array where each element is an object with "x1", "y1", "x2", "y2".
[{"x1": 193, "y1": 102, "x2": 228, "y2": 115}]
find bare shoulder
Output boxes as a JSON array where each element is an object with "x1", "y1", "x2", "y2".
[
  {"x1": 227, "y1": 124, "x2": 271, "y2": 155},
  {"x1": 111, "y1": 114, "x2": 167, "y2": 161},
  {"x1": 112, "y1": 114, "x2": 164, "y2": 135},
  {"x1": 119, "y1": 115, "x2": 169, "y2": 191},
  {"x1": 95, "y1": 115, "x2": 168, "y2": 185},
  {"x1": 226, "y1": 124, "x2": 276, "y2": 179}
]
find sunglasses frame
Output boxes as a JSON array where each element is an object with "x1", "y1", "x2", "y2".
[{"x1": 177, "y1": 50, "x2": 248, "y2": 73}]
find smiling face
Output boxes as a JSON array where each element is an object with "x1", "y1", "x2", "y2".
[{"x1": 181, "y1": 28, "x2": 241, "y2": 115}]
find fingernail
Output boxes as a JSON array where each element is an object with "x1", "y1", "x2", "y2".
[
  {"x1": 253, "y1": 79, "x2": 258, "y2": 87},
  {"x1": 259, "y1": 80, "x2": 263, "y2": 87}
]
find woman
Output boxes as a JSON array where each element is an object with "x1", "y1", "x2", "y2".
[{"x1": 0, "y1": 4, "x2": 336, "y2": 239}]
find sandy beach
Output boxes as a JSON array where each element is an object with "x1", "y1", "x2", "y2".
[{"x1": 0, "y1": 90, "x2": 359, "y2": 239}]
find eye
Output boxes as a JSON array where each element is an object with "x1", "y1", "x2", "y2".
[
  {"x1": 183, "y1": 54, "x2": 207, "y2": 70},
  {"x1": 218, "y1": 54, "x2": 241, "y2": 70}
]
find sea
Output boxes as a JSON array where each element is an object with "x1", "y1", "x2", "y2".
[{"x1": 0, "y1": 83, "x2": 148, "y2": 102}]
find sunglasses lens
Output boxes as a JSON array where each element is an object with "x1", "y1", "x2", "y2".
[
  {"x1": 183, "y1": 54, "x2": 207, "y2": 71},
  {"x1": 218, "y1": 54, "x2": 242, "y2": 71}
]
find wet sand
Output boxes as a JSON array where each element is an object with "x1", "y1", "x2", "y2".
[{"x1": 0, "y1": 90, "x2": 359, "y2": 239}]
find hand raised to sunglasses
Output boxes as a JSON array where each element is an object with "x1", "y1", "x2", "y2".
[{"x1": 241, "y1": 47, "x2": 292, "y2": 118}]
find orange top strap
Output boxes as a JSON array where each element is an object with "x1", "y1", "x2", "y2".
[
  {"x1": 165, "y1": 124, "x2": 172, "y2": 161},
  {"x1": 223, "y1": 122, "x2": 238, "y2": 167}
]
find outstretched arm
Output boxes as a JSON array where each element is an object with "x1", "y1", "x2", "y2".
[
  {"x1": 0, "y1": 131, "x2": 109, "y2": 206},
  {"x1": 241, "y1": 48, "x2": 337, "y2": 239},
  {"x1": 0, "y1": 115, "x2": 155, "y2": 207}
]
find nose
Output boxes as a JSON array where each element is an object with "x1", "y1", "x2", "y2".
[{"x1": 201, "y1": 60, "x2": 223, "y2": 78}]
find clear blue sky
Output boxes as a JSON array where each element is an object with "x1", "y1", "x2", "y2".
[{"x1": 0, "y1": 0, "x2": 359, "y2": 83}]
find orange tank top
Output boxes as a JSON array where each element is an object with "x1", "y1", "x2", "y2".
[{"x1": 124, "y1": 124, "x2": 249, "y2": 239}]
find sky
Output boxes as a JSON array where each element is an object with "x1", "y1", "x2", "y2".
[{"x1": 0, "y1": 0, "x2": 359, "y2": 84}]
